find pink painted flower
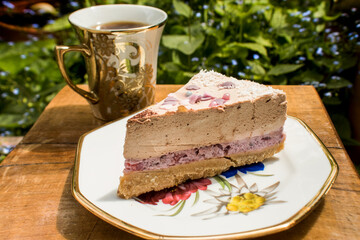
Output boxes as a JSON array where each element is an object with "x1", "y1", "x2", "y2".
[{"x1": 137, "y1": 178, "x2": 212, "y2": 205}]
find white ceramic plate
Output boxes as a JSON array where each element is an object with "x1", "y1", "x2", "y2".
[{"x1": 72, "y1": 116, "x2": 338, "y2": 239}]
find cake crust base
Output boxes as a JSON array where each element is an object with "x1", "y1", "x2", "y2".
[{"x1": 118, "y1": 141, "x2": 284, "y2": 199}]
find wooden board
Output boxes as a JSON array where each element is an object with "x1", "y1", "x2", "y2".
[{"x1": 1, "y1": 85, "x2": 359, "y2": 239}]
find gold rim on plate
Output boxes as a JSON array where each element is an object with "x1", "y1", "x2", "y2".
[{"x1": 71, "y1": 115, "x2": 339, "y2": 239}]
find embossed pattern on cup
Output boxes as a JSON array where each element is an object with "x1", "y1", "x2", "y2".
[{"x1": 55, "y1": 5, "x2": 167, "y2": 121}]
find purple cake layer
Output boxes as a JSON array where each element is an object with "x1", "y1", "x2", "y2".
[{"x1": 124, "y1": 128, "x2": 285, "y2": 173}]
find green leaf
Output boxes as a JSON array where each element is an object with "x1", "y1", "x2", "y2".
[
  {"x1": 245, "y1": 34, "x2": 272, "y2": 48},
  {"x1": 173, "y1": 0, "x2": 192, "y2": 18},
  {"x1": 162, "y1": 34, "x2": 205, "y2": 55},
  {"x1": 43, "y1": 14, "x2": 71, "y2": 32},
  {"x1": 171, "y1": 51, "x2": 181, "y2": 65},
  {"x1": 248, "y1": 61, "x2": 266, "y2": 75},
  {"x1": 268, "y1": 64, "x2": 304, "y2": 76},
  {"x1": 0, "y1": 54, "x2": 38, "y2": 74},
  {"x1": 214, "y1": 2, "x2": 225, "y2": 16},
  {"x1": 277, "y1": 44, "x2": 299, "y2": 61},
  {"x1": 313, "y1": 1, "x2": 327, "y2": 18},
  {"x1": 290, "y1": 70, "x2": 323, "y2": 84},
  {"x1": 269, "y1": 75, "x2": 288, "y2": 85},
  {"x1": 342, "y1": 138, "x2": 360, "y2": 146},
  {"x1": 162, "y1": 62, "x2": 180, "y2": 72},
  {"x1": 316, "y1": 24, "x2": 325, "y2": 33},
  {"x1": 0, "y1": 39, "x2": 56, "y2": 66},
  {"x1": 323, "y1": 13, "x2": 341, "y2": 21},
  {"x1": 326, "y1": 77, "x2": 352, "y2": 89},
  {"x1": 0, "y1": 114, "x2": 25, "y2": 128},
  {"x1": 322, "y1": 96, "x2": 341, "y2": 105},
  {"x1": 184, "y1": 23, "x2": 203, "y2": 37},
  {"x1": 339, "y1": 56, "x2": 357, "y2": 70},
  {"x1": 230, "y1": 42, "x2": 267, "y2": 57},
  {"x1": 331, "y1": 114, "x2": 352, "y2": 139},
  {"x1": 270, "y1": 8, "x2": 286, "y2": 29}
]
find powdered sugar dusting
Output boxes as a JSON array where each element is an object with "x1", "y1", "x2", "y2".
[{"x1": 148, "y1": 70, "x2": 284, "y2": 114}]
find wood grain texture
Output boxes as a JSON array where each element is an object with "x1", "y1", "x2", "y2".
[{"x1": 1, "y1": 85, "x2": 359, "y2": 240}]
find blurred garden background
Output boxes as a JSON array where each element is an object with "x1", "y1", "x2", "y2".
[{"x1": 0, "y1": 0, "x2": 359, "y2": 172}]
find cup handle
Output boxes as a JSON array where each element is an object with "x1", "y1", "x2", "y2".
[{"x1": 55, "y1": 45, "x2": 99, "y2": 104}]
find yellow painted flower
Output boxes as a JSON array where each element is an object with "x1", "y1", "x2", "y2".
[
  {"x1": 192, "y1": 173, "x2": 284, "y2": 219},
  {"x1": 226, "y1": 192, "x2": 265, "y2": 213}
]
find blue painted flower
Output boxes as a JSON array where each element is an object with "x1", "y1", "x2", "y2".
[{"x1": 221, "y1": 162, "x2": 265, "y2": 178}]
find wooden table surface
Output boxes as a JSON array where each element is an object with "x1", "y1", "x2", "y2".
[{"x1": 1, "y1": 85, "x2": 359, "y2": 239}]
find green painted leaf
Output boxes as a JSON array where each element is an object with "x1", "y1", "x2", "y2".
[
  {"x1": 170, "y1": 200, "x2": 186, "y2": 216},
  {"x1": 268, "y1": 64, "x2": 304, "y2": 76},
  {"x1": 193, "y1": 191, "x2": 199, "y2": 206},
  {"x1": 167, "y1": 200, "x2": 184, "y2": 211},
  {"x1": 173, "y1": 0, "x2": 192, "y2": 18},
  {"x1": 222, "y1": 177, "x2": 232, "y2": 192},
  {"x1": 213, "y1": 176, "x2": 225, "y2": 189},
  {"x1": 214, "y1": 175, "x2": 232, "y2": 192}
]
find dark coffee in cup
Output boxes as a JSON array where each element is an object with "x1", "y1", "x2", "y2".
[{"x1": 93, "y1": 21, "x2": 148, "y2": 30}]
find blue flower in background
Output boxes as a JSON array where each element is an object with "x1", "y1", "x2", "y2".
[{"x1": 222, "y1": 162, "x2": 265, "y2": 178}]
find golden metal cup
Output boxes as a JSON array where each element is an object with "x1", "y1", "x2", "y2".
[{"x1": 55, "y1": 4, "x2": 167, "y2": 121}]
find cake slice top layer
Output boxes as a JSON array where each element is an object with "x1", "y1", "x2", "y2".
[
  {"x1": 144, "y1": 70, "x2": 285, "y2": 115},
  {"x1": 124, "y1": 70, "x2": 287, "y2": 160}
]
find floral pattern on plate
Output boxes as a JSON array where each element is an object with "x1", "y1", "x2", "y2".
[{"x1": 136, "y1": 161, "x2": 285, "y2": 217}]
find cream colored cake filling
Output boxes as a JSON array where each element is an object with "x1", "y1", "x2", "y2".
[{"x1": 124, "y1": 127, "x2": 284, "y2": 172}]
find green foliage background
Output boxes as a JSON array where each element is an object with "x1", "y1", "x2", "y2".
[{"x1": 0, "y1": 0, "x2": 359, "y2": 158}]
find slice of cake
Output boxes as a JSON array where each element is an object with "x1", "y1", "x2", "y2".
[{"x1": 118, "y1": 70, "x2": 287, "y2": 199}]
